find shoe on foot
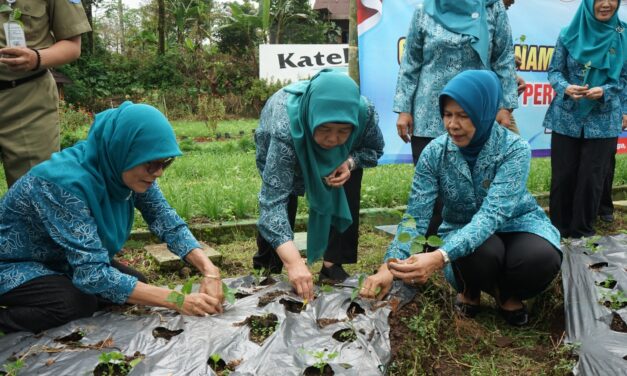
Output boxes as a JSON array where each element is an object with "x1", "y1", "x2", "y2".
[
  {"x1": 454, "y1": 297, "x2": 480, "y2": 318},
  {"x1": 499, "y1": 305, "x2": 529, "y2": 326},
  {"x1": 600, "y1": 214, "x2": 614, "y2": 223},
  {"x1": 319, "y1": 264, "x2": 349, "y2": 283}
]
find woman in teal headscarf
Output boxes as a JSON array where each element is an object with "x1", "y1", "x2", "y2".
[
  {"x1": 542, "y1": 0, "x2": 627, "y2": 238},
  {"x1": 363, "y1": 71, "x2": 561, "y2": 326},
  {"x1": 254, "y1": 70, "x2": 384, "y2": 300},
  {"x1": 0, "y1": 102, "x2": 224, "y2": 334},
  {"x1": 393, "y1": 0, "x2": 519, "y2": 242}
]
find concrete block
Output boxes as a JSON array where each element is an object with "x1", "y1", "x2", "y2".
[
  {"x1": 375, "y1": 225, "x2": 397, "y2": 237},
  {"x1": 145, "y1": 241, "x2": 222, "y2": 270}
]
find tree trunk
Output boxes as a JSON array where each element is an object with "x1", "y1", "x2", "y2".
[
  {"x1": 158, "y1": 0, "x2": 165, "y2": 55},
  {"x1": 117, "y1": 0, "x2": 125, "y2": 54},
  {"x1": 348, "y1": 0, "x2": 359, "y2": 85},
  {"x1": 83, "y1": 0, "x2": 95, "y2": 55}
]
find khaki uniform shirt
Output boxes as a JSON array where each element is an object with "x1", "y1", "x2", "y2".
[{"x1": 0, "y1": 0, "x2": 91, "y2": 80}]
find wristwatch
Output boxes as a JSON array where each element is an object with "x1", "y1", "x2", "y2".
[
  {"x1": 438, "y1": 249, "x2": 450, "y2": 265},
  {"x1": 347, "y1": 156, "x2": 356, "y2": 171}
]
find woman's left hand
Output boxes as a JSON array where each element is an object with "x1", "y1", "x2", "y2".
[
  {"x1": 495, "y1": 108, "x2": 512, "y2": 129},
  {"x1": 199, "y1": 275, "x2": 224, "y2": 306},
  {"x1": 324, "y1": 161, "x2": 351, "y2": 187},
  {"x1": 387, "y1": 251, "x2": 444, "y2": 285},
  {"x1": 584, "y1": 86, "x2": 604, "y2": 100}
]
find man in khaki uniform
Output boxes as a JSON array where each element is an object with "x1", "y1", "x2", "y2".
[{"x1": 0, "y1": 0, "x2": 91, "y2": 187}]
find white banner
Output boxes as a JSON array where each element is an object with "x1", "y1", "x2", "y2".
[{"x1": 259, "y1": 44, "x2": 349, "y2": 83}]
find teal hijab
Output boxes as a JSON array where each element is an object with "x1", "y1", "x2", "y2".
[
  {"x1": 439, "y1": 70, "x2": 502, "y2": 169},
  {"x1": 560, "y1": 0, "x2": 627, "y2": 116},
  {"x1": 285, "y1": 69, "x2": 366, "y2": 264},
  {"x1": 30, "y1": 101, "x2": 182, "y2": 257},
  {"x1": 424, "y1": 0, "x2": 499, "y2": 68}
]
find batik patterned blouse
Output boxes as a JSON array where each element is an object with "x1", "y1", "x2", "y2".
[
  {"x1": 0, "y1": 175, "x2": 200, "y2": 303},
  {"x1": 255, "y1": 89, "x2": 385, "y2": 249},
  {"x1": 384, "y1": 125, "x2": 561, "y2": 289},
  {"x1": 393, "y1": 1, "x2": 518, "y2": 138},
  {"x1": 543, "y1": 38, "x2": 627, "y2": 139}
]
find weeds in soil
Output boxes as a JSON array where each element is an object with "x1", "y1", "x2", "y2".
[
  {"x1": 96, "y1": 351, "x2": 142, "y2": 376},
  {"x1": 1, "y1": 358, "x2": 24, "y2": 376},
  {"x1": 599, "y1": 289, "x2": 627, "y2": 310}
]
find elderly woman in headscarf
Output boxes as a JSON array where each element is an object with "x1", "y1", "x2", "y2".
[
  {"x1": 393, "y1": 0, "x2": 519, "y2": 239},
  {"x1": 253, "y1": 69, "x2": 384, "y2": 300},
  {"x1": 362, "y1": 70, "x2": 561, "y2": 326},
  {"x1": 542, "y1": 0, "x2": 627, "y2": 239},
  {"x1": 0, "y1": 102, "x2": 224, "y2": 333}
]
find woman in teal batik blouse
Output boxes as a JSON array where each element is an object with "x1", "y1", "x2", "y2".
[
  {"x1": 0, "y1": 102, "x2": 224, "y2": 333},
  {"x1": 254, "y1": 70, "x2": 384, "y2": 300},
  {"x1": 362, "y1": 71, "x2": 561, "y2": 327},
  {"x1": 542, "y1": 0, "x2": 627, "y2": 239}
]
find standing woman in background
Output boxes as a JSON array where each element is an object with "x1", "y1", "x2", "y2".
[
  {"x1": 543, "y1": 0, "x2": 627, "y2": 238},
  {"x1": 393, "y1": 0, "x2": 519, "y2": 237},
  {"x1": 253, "y1": 70, "x2": 384, "y2": 300}
]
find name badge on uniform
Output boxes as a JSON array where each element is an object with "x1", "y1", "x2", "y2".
[{"x1": 4, "y1": 21, "x2": 26, "y2": 47}]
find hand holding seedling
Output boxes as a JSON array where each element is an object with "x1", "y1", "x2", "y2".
[
  {"x1": 583, "y1": 86, "x2": 603, "y2": 100},
  {"x1": 361, "y1": 263, "x2": 393, "y2": 300},
  {"x1": 324, "y1": 161, "x2": 351, "y2": 188},
  {"x1": 565, "y1": 84, "x2": 589, "y2": 100},
  {"x1": 177, "y1": 292, "x2": 223, "y2": 316},
  {"x1": 387, "y1": 251, "x2": 445, "y2": 285},
  {"x1": 276, "y1": 241, "x2": 315, "y2": 300},
  {"x1": 199, "y1": 274, "x2": 225, "y2": 306}
]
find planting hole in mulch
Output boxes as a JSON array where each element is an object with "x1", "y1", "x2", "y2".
[
  {"x1": 303, "y1": 364, "x2": 334, "y2": 376},
  {"x1": 54, "y1": 330, "x2": 84, "y2": 344},
  {"x1": 234, "y1": 292, "x2": 252, "y2": 299},
  {"x1": 595, "y1": 279, "x2": 618, "y2": 289},
  {"x1": 259, "y1": 276, "x2": 278, "y2": 286},
  {"x1": 610, "y1": 313, "x2": 627, "y2": 333},
  {"x1": 152, "y1": 327, "x2": 183, "y2": 340},
  {"x1": 257, "y1": 290, "x2": 287, "y2": 307},
  {"x1": 332, "y1": 328, "x2": 357, "y2": 343},
  {"x1": 235, "y1": 313, "x2": 279, "y2": 345},
  {"x1": 346, "y1": 302, "x2": 365, "y2": 320},
  {"x1": 208, "y1": 356, "x2": 241, "y2": 375},
  {"x1": 92, "y1": 351, "x2": 144, "y2": 376},
  {"x1": 279, "y1": 298, "x2": 306, "y2": 313},
  {"x1": 317, "y1": 318, "x2": 343, "y2": 328},
  {"x1": 589, "y1": 262, "x2": 609, "y2": 270}
]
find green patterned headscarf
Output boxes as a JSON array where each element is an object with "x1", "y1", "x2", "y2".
[
  {"x1": 30, "y1": 102, "x2": 182, "y2": 256},
  {"x1": 424, "y1": 0, "x2": 499, "y2": 68},
  {"x1": 560, "y1": 0, "x2": 627, "y2": 116},
  {"x1": 285, "y1": 69, "x2": 366, "y2": 264}
]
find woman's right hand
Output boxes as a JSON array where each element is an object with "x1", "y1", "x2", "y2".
[
  {"x1": 285, "y1": 259, "x2": 314, "y2": 300},
  {"x1": 396, "y1": 112, "x2": 414, "y2": 143},
  {"x1": 360, "y1": 264, "x2": 394, "y2": 300},
  {"x1": 178, "y1": 292, "x2": 223, "y2": 316},
  {"x1": 565, "y1": 84, "x2": 589, "y2": 100}
]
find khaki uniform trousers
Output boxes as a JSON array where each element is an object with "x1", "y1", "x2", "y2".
[{"x1": 0, "y1": 71, "x2": 59, "y2": 187}]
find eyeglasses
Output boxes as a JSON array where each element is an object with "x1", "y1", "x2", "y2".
[{"x1": 145, "y1": 157, "x2": 175, "y2": 174}]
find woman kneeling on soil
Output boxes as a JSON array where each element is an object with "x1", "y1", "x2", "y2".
[
  {"x1": 361, "y1": 70, "x2": 562, "y2": 326},
  {"x1": 0, "y1": 102, "x2": 224, "y2": 333},
  {"x1": 254, "y1": 69, "x2": 384, "y2": 300}
]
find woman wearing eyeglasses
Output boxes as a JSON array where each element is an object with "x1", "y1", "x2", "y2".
[{"x1": 0, "y1": 102, "x2": 224, "y2": 333}]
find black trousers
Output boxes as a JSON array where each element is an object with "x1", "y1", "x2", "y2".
[
  {"x1": 253, "y1": 168, "x2": 364, "y2": 272},
  {"x1": 411, "y1": 136, "x2": 442, "y2": 239},
  {"x1": 0, "y1": 260, "x2": 146, "y2": 333},
  {"x1": 550, "y1": 133, "x2": 617, "y2": 238},
  {"x1": 599, "y1": 150, "x2": 616, "y2": 217},
  {"x1": 453, "y1": 232, "x2": 561, "y2": 303}
]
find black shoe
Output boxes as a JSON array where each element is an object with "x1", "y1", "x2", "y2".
[
  {"x1": 600, "y1": 214, "x2": 614, "y2": 223},
  {"x1": 319, "y1": 264, "x2": 349, "y2": 283},
  {"x1": 454, "y1": 298, "x2": 481, "y2": 318},
  {"x1": 499, "y1": 305, "x2": 529, "y2": 326}
]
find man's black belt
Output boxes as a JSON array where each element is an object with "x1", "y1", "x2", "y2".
[{"x1": 0, "y1": 69, "x2": 48, "y2": 91}]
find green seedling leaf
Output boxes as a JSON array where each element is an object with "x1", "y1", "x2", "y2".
[
  {"x1": 129, "y1": 357, "x2": 143, "y2": 368},
  {"x1": 222, "y1": 282, "x2": 236, "y2": 304},
  {"x1": 209, "y1": 353, "x2": 222, "y2": 364},
  {"x1": 351, "y1": 274, "x2": 366, "y2": 302},
  {"x1": 181, "y1": 280, "x2": 194, "y2": 295},
  {"x1": 374, "y1": 286, "x2": 382, "y2": 296},
  {"x1": 426, "y1": 235, "x2": 444, "y2": 247},
  {"x1": 409, "y1": 242, "x2": 423, "y2": 254},
  {"x1": 401, "y1": 213, "x2": 417, "y2": 229},
  {"x1": 319, "y1": 285, "x2": 334, "y2": 293},
  {"x1": 166, "y1": 291, "x2": 185, "y2": 309},
  {"x1": 414, "y1": 235, "x2": 427, "y2": 245},
  {"x1": 397, "y1": 231, "x2": 411, "y2": 243},
  {"x1": 0, "y1": 4, "x2": 12, "y2": 13}
]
